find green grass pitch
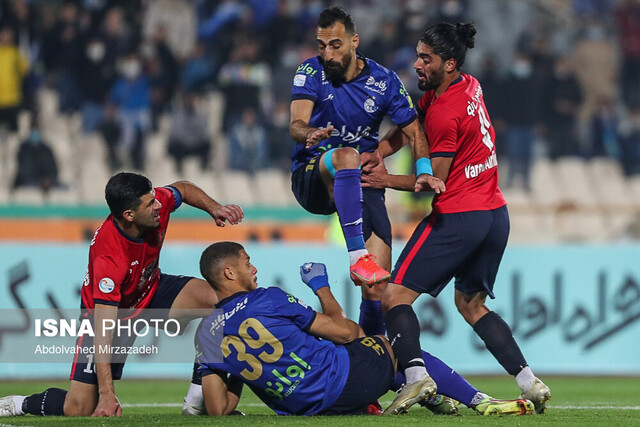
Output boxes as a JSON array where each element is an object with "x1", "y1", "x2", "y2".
[{"x1": 0, "y1": 376, "x2": 639, "y2": 425}]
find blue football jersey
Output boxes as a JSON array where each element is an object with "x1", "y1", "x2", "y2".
[
  {"x1": 196, "y1": 287, "x2": 350, "y2": 416},
  {"x1": 290, "y1": 55, "x2": 417, "y2": 172}
]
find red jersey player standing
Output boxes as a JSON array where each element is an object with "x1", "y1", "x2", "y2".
[
  {"x1": 0, "y1": 172, "x2": 243, "y2": 418},
  {"x1": 378, "y1": 23, "x2": 551, "y2": 415}
]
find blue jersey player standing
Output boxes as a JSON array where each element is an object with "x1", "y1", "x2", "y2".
[{"x1": 289, "y1": 6, "x2": 444, "y2": 341}]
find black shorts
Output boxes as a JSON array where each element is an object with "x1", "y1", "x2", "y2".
[
  {"x1": 324, "y1": 336, "x2": 394, "y2": 415},
  {"x1": 291, "y1": 158, "x2": 392, "y2": 246},
  {"x1": 69, "y1": 273, "x2": 193, "y2": 384},
  {"x1": 390, "y1": 206, "x2": 509, "y2": 298}
]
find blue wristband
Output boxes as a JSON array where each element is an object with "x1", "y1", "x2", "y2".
[
  {"x1": 307, "y1": 276, "x2": 330, "y2": 293},
  {"x1": 416, "y1": 157, "x2": 433, "y2": 176}
]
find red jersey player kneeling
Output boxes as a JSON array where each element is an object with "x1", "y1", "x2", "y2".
[{"x1": 0, "y1": 172, "x2": 243, "y2": 418}]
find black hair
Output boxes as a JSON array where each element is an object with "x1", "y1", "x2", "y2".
[
  {"x1": 200, "y1": 241, "x2": 245, "y2": 290},
  {"x1": 104, "y1": 172, "x2": 153, "y2": 219},
  {"x1": 318, "y1": 6, "x2": 356, "y2": 34},
  {"x1": 419, "y1": 22, "x2": 476, "y2": 69}
]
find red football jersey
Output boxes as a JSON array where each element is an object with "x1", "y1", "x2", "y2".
[
  {"x1": 418, "y1": 74, "x2": 506, "y2": 214},
  {"x1": 81, "y1": 187, "x2": 179, "y2": 314}
]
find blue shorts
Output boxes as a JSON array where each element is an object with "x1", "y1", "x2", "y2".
[
  {"x1": 390, "y1": 206, "x2": 509, "y2": 298},
  {"x1": 70, "y1": 273, "x2": 193, "y2": 384},
  {"x1": 324, "y1": 336, "x2": 394, "y2": 415},
  {"x1": 291, "y1": 158, "x2": 392, "y2": 246}
]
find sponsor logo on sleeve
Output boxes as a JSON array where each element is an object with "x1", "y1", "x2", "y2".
[
  {"x1": 293, "y1": 74, "x2": 306, "y2": 87},
  {"x1": 99, "y1": 277, "x2": 115, "y2": 294}
]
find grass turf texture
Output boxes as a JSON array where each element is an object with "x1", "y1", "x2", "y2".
[{"x1": 0, "y1": 376, "x2": 638, "y2": 426}]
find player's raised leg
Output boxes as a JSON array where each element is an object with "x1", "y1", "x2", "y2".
[
  {"x1": 357, "y1": 233, "x2": 391, "y2": 335},
  {"x1": 319, "y1": 148, "x2": 390, "y2": 287}
]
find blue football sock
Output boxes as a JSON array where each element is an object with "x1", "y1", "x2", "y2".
[
  {"x1": 333, "y1": 169, "x2": 365, "y2": 251},
  {"x1": 358, "y1": 299, "x2": 385, "y2": 335},
  {"x1": 392, "y1": 350, "x2": 479, "y2": 406}
]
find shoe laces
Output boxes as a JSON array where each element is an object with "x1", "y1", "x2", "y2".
[{"x1": 357, "y1": 254, "x2": 378, "y2": 262}]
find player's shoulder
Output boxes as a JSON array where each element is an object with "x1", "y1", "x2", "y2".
[
  {"x1": 364, "y1": 57, "x2": 402, "y2": 83},
  {"x1": 295, "y1": 56, "x2": 323, "y2": 76},
  {"x1": 90, "y1": 217, "x2": 118, "y2": 248},
  {"x1": 365, "y1": 57, "x2": 392, "y2": 76}
]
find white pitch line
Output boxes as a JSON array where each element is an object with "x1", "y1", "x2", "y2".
[
  {"x1": 550, "y1": 405, "x2": 640, "y2": 410},
  {"x1": 121, "y1": 403, "x2": 640, "y2": 410}
]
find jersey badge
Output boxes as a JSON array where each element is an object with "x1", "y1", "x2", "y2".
[
  {"x1": 99, "y1": 277, "x2": 115, "y2": 294},
  {"x1": 293, "y1": 74, "x2": 306, "y2": 87},
  {"x1": 364, "y1": 97, "x2": 378, "y2": 113}
]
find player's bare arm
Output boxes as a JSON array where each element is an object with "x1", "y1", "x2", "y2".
[
  {"x1": 92, "y1": 304, "x2": 121, "y2": 417},
  {"x1": 169, "y1": 181, "x2": 243, "y2": 227},
  {"x1": 359, "y1": 127, "x2": 402, "y2": 172},
  {"x1": 415, "y1": 156, "x2": 453, "y2": 193},
  {"x1": 202, "y1": 372, "x2": 242, "y2": 416},
  {"x1": 289, "y1": 99, "x2": 334, "y2": 148},
  {"x1": 308, "y1": 287, "x2": 364, "y2": 344},
  {"x1": 362, "y1": 151, "x2": 416, "y2": 191},
  {"x1": 399, "y1": 119, "x2": 446, "y2": 194},
  {"x1": 299, "y1": 262, "x2": 363, "y2": 342}
]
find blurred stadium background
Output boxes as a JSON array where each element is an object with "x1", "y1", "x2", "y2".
[{"x1": 0, "y1": 0, "x2": 639, "y2": 385}]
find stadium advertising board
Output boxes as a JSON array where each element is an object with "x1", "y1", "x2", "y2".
[{"x1": 0, "y1": 243, "x2": 638, "y2": 378}]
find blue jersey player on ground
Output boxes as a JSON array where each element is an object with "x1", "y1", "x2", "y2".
[
  {"x1": 193, "y1": 242, "x2": 534, "y2": 417},
  {"x1": 289, "y1": 7, "x2": 445, "y2": 297}
]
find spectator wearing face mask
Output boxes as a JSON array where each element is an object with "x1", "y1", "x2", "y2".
[
  {"x1": 501, "y1": 52, "x2": 540, "y2": 192},
  {"x1": 109, "y1": 52, "x2": 151, "y2": 170},
  {"x1": 12, "y1": 125, "x2": 60, "y2": 194},
  {"x1": 167, "y1": 92, "x2": 211, "y2": 173},
  {"x1": 79, "y1": 37, "x2": 115, "y2": 133}
]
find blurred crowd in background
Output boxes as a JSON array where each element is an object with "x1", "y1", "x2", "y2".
[{"x1": 0, "y1": 0, "x2": 639, "y2": 196}]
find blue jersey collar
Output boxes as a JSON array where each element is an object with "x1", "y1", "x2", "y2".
[
  {"x1": 215, "y1": 291, "x2": 250, "y2": 308},
  {"x1": 318, "y1": 53, "x2": 370, "y2": 85}
]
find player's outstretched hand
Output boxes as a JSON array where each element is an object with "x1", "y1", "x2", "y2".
[
  {"x1": 299, "y1": 262, "x2": 330, "y2": 294},
  {"x1": 305, "y1": 125, "x2": 334, "y2": 148},
  {"x1": 212, "y1": 204, "x2": 244, "y2": 227},
  {"x1": 415, "y1": 173, "x2": 446, "y2": 194},
  {"x1": 92, "y1": 393, "x2": 122, "y2": 417}
]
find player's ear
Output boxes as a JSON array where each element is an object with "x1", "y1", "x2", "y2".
[
  {"x1": 351, "y1": 33, "x2": 359, "y2": 50},
  {"x1": 223, "y1": 266, "x2": 235, "y2": 281},
  {"x1": 122, "y1": 209, "x2": 135, "y2": 223},
  {"x1": 445, "y1": 58, "x2": 457, "y2": 72}
]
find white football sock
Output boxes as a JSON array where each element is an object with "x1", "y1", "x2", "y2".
[
  {"x1": 12, "y1": 395, "x2": 25, "y2": 415},
  {"x1": 515, "y1": 366, "x2": 536, "y2": 393},
  {"x1": 405, "y1": 360, "x2": 428, "y2": 385},
  {"x1": 185, "y1": 383, "x2": 203, "y2": 406},
  {"x1": 348, "y1": 249, "x2": 368, "y2": 266}
]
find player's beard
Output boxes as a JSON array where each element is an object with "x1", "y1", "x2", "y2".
[
  {"x1": 418, "y1": 64, "x2": 445, "y2": 91},
  {"x1": 322, "y1": 53, "x2": 352, "y2": 83}
]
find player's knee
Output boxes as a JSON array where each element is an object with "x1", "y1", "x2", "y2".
[
  {"x1": 361, "y1": 283, "x2": 385, "y2": 300},
  {"x1": 331, "y1": 147, "x2": 360, "y2": 170},
  {"x1": 455, "y1": 300, "x2": 484, "y2": 325},
  {"x1": 380, "y1": 293, "x2": 394, "y2": 313}
]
